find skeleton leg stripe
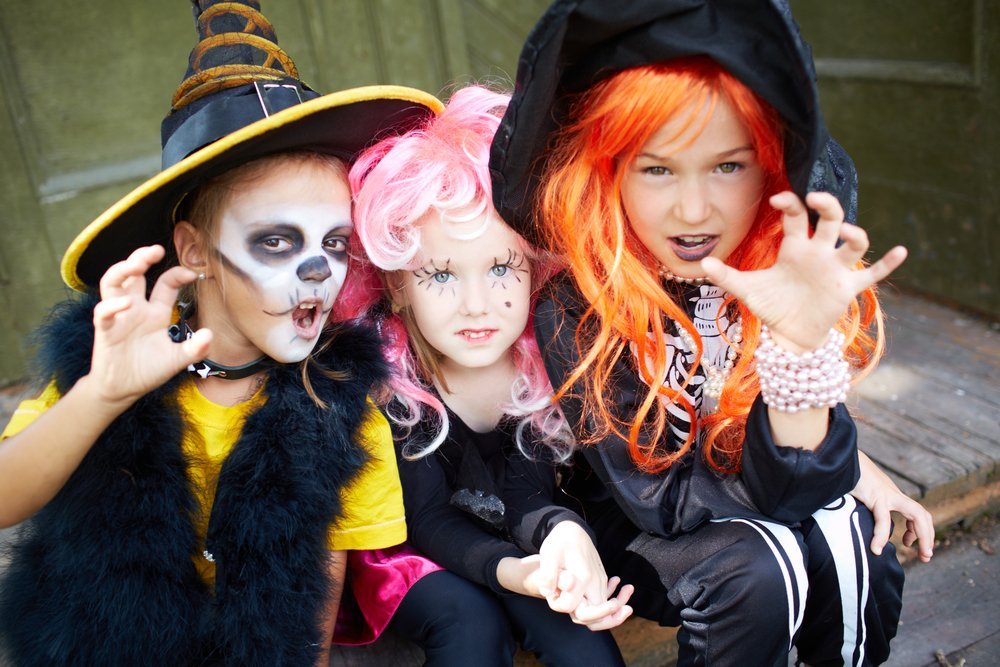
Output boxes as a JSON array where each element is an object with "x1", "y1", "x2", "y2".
[
  {"x1": 811, "y1": 495, "x2": 869, "y2": 666},
  {"x1": 725, "y1": 518, "x2": 808, "y2": 648}
]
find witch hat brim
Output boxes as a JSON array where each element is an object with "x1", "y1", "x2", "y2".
[
  {"x1": 489, "y1": 0, "x2": 857, "y2": 242},
  {"x1": 62, "y1": 85, "x2": 442, "y2": 292}
]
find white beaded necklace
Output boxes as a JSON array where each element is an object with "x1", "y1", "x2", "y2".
[
  {"x1": 658, "y1": 265, "x2": 710, "y2": 286},
  {"x1": 674, "y1": 317, "x2": 742, "y2": 400}
]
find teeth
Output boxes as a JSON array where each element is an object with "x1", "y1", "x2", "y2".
[
  {"x1": 677, "y1": 235, "x2": 710, "y2": 243},
  {"x1": 298, "y1": 303, "x2": 316, "y2": 309}
]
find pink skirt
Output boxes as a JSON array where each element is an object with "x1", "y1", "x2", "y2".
[{"x1": 333, "y1": 544, "x2": 442, "y2": 645}]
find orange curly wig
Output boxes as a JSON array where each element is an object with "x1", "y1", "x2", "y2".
[{"x1": 538, "y1": 58, "x2": 884, "y2": 473}]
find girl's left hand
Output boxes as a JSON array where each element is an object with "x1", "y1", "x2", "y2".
[
  {"x1": 853, "y1": 451, "x2": 935, "y2": 563},
  {"x1": 568, "y1": 576, "x2": 635, "y2": 631},
  {"x1": 702, "y1": 191, "x2": 908, "y2": 351},
  {"x1": 536, "y1": 521, "x2": 609, "y2": 614}
]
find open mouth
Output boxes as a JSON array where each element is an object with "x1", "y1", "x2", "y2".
[
  {"x1": 669, "y1": 235, "x2": 720, "y2": 262},
  {"x1": 291, "y1": 302, "x2": 323, "y2": 339}
]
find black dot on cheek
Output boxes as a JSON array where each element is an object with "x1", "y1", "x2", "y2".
[{"x1": 505, "y1": 301, "x2": 512, "y2": 308}]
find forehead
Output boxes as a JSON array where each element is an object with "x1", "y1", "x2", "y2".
[
  {"x1": 202, "y1": 157, "x2": 347, "y2": 233},
  {"x1": 415, "y1": 209, "x2": 524, "y2": 262},
  {"x1": 641, "y1": 95, "x2": 751, "y2": 156}
]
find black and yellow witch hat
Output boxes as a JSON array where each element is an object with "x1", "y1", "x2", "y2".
[{"x1": 62, "y1": 0, "x2": 443, "y2": 292}]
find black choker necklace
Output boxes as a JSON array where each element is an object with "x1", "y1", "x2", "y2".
[
  {"x1": 168, "y1": 305, "x2": 275, "y2": 380},
  {"x1": 188, "y1": 356, "x2": 274, "y2": 380}
]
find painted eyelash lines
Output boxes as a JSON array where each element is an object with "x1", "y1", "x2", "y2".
[
  {"x1": 414, "y1": 248, "x2": 529, "y2": 294},
  {"x1": 414, "y1": 258, "x2": 453, "y2": 294},
  {"x1": 501, "y1": 248, "x2": 527, "y2": 273}
]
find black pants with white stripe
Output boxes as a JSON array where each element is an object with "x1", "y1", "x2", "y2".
[
  {"x1": 796, "y1": 496, "x2": 904, "y2": 666},
  {"x1": 591, "y1": 496, "x2": 903, "y2": 666}
]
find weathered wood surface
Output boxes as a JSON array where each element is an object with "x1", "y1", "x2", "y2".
[{"x1": 853, "y1": 287, "x2": 1000, "y2": 507}]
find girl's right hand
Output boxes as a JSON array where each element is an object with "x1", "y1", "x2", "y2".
[{"x1": 89, "y1": 245, "x2": 212, "y2": 408}]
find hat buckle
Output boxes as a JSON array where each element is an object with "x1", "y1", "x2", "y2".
[{"x1": 253, "y1": 81, "x2": 305, "y2": 118}]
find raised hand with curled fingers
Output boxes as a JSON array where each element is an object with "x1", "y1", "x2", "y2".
[
  {"x1": 703, "y1": 191, "x2": 908, "y2": 352},
  {"x1": 91, "y1": 244, "x2": 212, "y2": 409}
]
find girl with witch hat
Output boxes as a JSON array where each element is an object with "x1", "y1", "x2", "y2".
[
  {"x1": 0, "y1": 2, "x2": 440, "y2": 665},
  {"x1": 337, "y1": 84, "x2": 632, "y2": 666},
  {"x1": 490, "y1": 1, "x2": 935, "y2": 665}
]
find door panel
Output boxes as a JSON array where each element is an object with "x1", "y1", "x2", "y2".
[{"x1": 790, "y1": 0, "x2": 998, "y2": 315}]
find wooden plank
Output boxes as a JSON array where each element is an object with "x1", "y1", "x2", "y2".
[
  {"x1": 300, "y1": 0, "x2": 382, "y2": 90},
  {"x1": 373, "y1": 0, "x2": 448, "y2": 92},
  {"x1": 882, "y1": 289, "x2": 1000, "y2": 360},
  {"x1": 855, "y1": 415, "x2": 973, "y2": 500},
  {"x1": 786, "y1": 0, "x2": 1000, "y2": 315},
  {"x1": 434, "y1": 0, "x2": 473, "y2": 86},
  {"x1": 0, "y1": 21, "x2": 65, "y2": 385},
  {"x1": 878, "y1": 326, "x2": 1000, "y2": 408},
  {"x1": 881, "y1": 518, "x2": 1000, "y2": 667},
  {"x1": 854, "y1": 391, "x2": 995, "y2": 483},
  {"x1": 855, "y1": 362, "x2": 1000, "y2": 458},
  {"x1": 461, "y1": 1, "x2": 538, "y2": 82},
  {"x1": 878, "y1": 291, "x2": 1000, "y2": 404},
  {"x1": 468, "y1": 0, "x2": 550, "y2": 34}
]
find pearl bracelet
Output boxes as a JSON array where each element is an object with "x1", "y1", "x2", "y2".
[{"x1": 755, "y1": 325, "x2": 850, "y2": 413}]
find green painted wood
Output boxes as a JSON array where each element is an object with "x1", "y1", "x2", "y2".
[
  {"x1": 0, "y1": 15, "x2": 68, "y2": 386},
  {"x1": 3, "y1": 1, "x2": 996, "y2": 384},
  {"x1": 789, "y1": 0, "x2": 1000, "y2": 317},
  {"x1": 460, "y1": 0, "x2": 550, "y2": 85}
]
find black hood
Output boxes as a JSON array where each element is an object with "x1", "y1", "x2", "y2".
[{"x1": 489, "y1": 0, "x2": 857, "y2": 243}]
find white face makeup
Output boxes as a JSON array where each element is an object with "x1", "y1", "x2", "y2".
[
  {"x1": 400, "y1": 210, "x2": 532, "y2": 377},
  {"x1": 208, "y1": 159, "x2": 352, "y2": 363},
  {"x1": 620, "y1": 95, "x2": 766, "y2": 280}
]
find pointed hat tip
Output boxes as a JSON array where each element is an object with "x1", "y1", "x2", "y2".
[{"x1": 173, "y1": 0, "x2": 295, "y2": 111}]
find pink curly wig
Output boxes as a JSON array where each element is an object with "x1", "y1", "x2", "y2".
[{"x1": 337, "y1": 85, "x2": 572, "y2": 460}]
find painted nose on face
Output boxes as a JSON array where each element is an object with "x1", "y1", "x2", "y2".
[
  {"x1": 674, "y1": 177, "x2": 711, "y2": 225},
  {"x1": 297, "y1": 256, "x2": 332, "y2": 282}
]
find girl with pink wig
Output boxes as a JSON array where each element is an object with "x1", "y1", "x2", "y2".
[{"x1": 338, "y1": 85, "x2": 631, "y2": 665}]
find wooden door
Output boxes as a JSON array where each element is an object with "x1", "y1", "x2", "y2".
[{"x1": 790, "y1": 0, "x2": 999, "y2": 317}]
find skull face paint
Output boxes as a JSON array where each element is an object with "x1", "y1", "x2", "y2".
[{"x1": 209, "y1": 158, "x2": 352, "y2": 363}]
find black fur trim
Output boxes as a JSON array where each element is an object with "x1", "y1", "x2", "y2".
[{"x1": 1, "y1": 298, "x2": 389, "y2": 666}]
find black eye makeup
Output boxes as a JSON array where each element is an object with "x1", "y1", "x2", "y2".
[
  {"x1": 414, "y1": 259, "x2": 456, "y2": 295},
  {"x1": 246, "y1": 224, "x2": 304, "y2": 263},
  {"x1": 322, "y1": 234, "x2": 350, "y2": 256},
  {"x1": 489, "y1": 249, "x2": 528, "y2": 289}
]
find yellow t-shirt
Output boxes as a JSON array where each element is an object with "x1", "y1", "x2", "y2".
[{"x1": 2, "y1": 379, "x2": 406, "y2": 586}]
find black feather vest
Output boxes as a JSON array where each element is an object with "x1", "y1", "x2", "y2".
[{"x1": 0, "y1": 295, "x2": 388, "y2": 666}]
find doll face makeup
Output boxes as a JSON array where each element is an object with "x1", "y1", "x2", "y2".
[
  {"x1": 620, "y1": 95, "x2": 765, "y2": 280},
  {"x1": 400, "y1": 210, "x2": 531, "y2": 375},
  {"x1": 208, "y1": 159, "x2": 352, "y2": 363}
]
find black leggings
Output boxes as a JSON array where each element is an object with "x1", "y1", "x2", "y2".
[{"x1": 388, "y1": 569, "x2": 625, "y2": 667}]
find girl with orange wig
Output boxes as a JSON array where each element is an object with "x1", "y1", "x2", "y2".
[{"x1": 490, "y1": 1, "x2": 934, "y2": 665}]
